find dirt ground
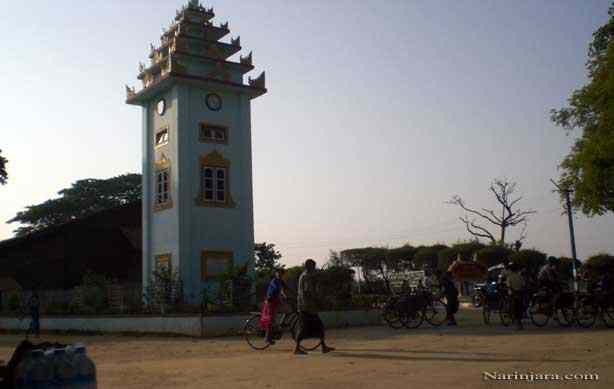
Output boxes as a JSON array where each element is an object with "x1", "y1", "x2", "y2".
[{"x1": 1, "y1": 309, "x2": 613, "y2": 389}]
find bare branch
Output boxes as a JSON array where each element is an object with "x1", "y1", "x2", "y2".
[
  {"x1": 448, "y1": 195, "x2": 501, "y2": 226},
  {"x1": 459, "y1": 216, "x2": 496, "y2": 243}
]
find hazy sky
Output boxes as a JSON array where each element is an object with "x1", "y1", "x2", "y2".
[{"x1": 1, "y1": 1, "x2": 613, "y2": 267}]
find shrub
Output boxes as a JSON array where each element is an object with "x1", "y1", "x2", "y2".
[
  {"x1": 7, "y1": 292, "x2": 21, "y2": 312},
  {"x1": 414, "y1": 244, "x2": 448, "y2": 270},
  {"x1": 475, "y1": 246, "x2": 514, "y2": 269},
  {"x1": 509, "y1": 249, "x2": 547, "y2": 272}
]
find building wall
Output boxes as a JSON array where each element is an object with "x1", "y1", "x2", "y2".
[{"x1": 144, "y1": 83, "x2": 254, "y2": 303}]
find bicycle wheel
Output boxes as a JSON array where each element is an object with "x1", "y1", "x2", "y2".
[
  {"x1": 424, "y1": 298, "x2": 447, "y2": 326},
  {"x1": 471, "y1": 294, "x2": 481, "y2": 308},
  {"x1": 556, "y1": 295, "x2": 576, "y2": 327},
  {"x1": 576, "y1": 296, "x2": 598, "y2": 329},
  {"x1": 483, "y1": 306, "x2": 492, "y2": 325},
  {"x1": 243, "y1": 314, "x2": 271, "y2": 350},
  {"x1": 602, "y1": 301, "x2": 614, "y2": 328},
  {"x1": 382, "y1": 299, "x2": 404, "y2": 329},
  {"x1": 529, "y1": 295, "x2": 551, "y2": 327},
  {"x1": 499, "y1": 298, "x2": 512, "y2": 327},
  {"x1": 400, "y1": 308, "x2": 424, "y2": 329},
  {"x1": 289, "y1": 312, "x2": 323, "y2": 351}
]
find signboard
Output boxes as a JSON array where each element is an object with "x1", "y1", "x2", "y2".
[
  {"x1": 448, "y1": 260, "x2": 487, "y2": 281},
  {"x1": 390, "y1": 270, "x2": 426, "y2": 290}
]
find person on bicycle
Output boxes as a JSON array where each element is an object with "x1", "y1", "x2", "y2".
[
  {"x1": 440, "y1": 271, "x2": 459, "y2": 326},
  {"x1": 538, "y1": 257, "x2": 561, "y2": 295},
  {"x1": 262, "y1": 268, "x2": 288, "y2": 345},
  {"x1": 505, "y1": 262, "x2": 526, "y2": 330},
  {"x1": 294, "y1": 259, "x2": 335, "y2": 355}
]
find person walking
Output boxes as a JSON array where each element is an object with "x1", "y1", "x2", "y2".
[
  {"x1": 294, "y1": 259, "x2": 335, "y2": 355},
  {"x1": 505, "y1": 262, "x2": 526, "y2": 330},
  {"x1": 440, "y1": 271, "x2": 459, "y2": 326}
]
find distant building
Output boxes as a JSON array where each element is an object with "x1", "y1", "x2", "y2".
[{"x1": 125, "y1": 1, "x2": 266, "y2": 303}]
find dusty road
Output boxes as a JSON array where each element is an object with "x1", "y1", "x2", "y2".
[{"x1": 1, "y1": 310, "x2": 612, "y2": 388}]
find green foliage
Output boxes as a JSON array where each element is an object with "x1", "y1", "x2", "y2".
[
  {"x1": 557, "y1": 256, "x2": 582, "y2": 282},
  {"x1": 8, "y1": 174, "x2": 142, "y2": 236},
  {"x1": 413, "y1": 244, "x2": 448, "y2": 269},
  {"x1": 145, "y1": 268, "x2": 183, "y2": 314},
  {"x1": 437, "y1": 241, "x2": 486, "y2": 271},
  {"x1": 7, "y1": 292, "x2": 20, "y2": 312},
  {"x1": 254, "y1": 242, "x2": 283, "y2": 277},
  {"x1": 325, "y1": 250, "x2": 346, "y2": 268},
  {"x1": 474, "y1": 245, "x2": 514, "y2": 269},
  {"x1": 78, "y1": 271, "x2": 111, "y2": 313},
  {"x1": 550, "y1": 4, "x2": 614, "y2": 216},
  {"x1": 341, "y1": 247, "x2": 400, "y2": 292},
  {"x1": 585, "y1": 253, "x2": 614, "y2": 273},
  {"x1": 314, "y1": 266, "x2": 355, "y2": 310},
  {"x1": 0, "y1": 149, "x2": 7, "y2": 185},
  {"x1": 509, "y1": 249, "x2": 547, "y2": 272}
]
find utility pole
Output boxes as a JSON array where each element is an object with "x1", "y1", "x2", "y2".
[{"x1": 551, "y1": 179, "x2": 578, "y2": 292}]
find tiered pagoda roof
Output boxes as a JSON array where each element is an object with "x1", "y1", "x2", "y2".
[{"x1": 126, "y1": 0, "x2": 266, "y2": 105}]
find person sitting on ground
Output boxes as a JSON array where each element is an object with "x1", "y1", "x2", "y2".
[
  {"x1": 505, "y1": 262, "x2": 526, "y2": 330},
  {"x1": 294, "y1": 259, "x2": 335, "y2": 355},
  {"x1": 440, "y1": 271, "x2": 459, "y2": 326},
  {"x1": 538, "y1": 257, "x2": 562, "y2": 295},
  {"x1": 262, "y1": 268, "x2": 288, "y2": 345}
]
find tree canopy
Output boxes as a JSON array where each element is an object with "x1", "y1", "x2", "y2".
[
  {"x1": 253, "y1": 242, "x2": 283, "y2": 277},
  {"x1": 0, "y1": 149, "x2": 7, "y2": 185},
  {"x1": 8, "y1": 174, "x2": 142, "y2": 236},
  {"x1": 551, "y1": 3, "x2": 614, "y2": 216}
]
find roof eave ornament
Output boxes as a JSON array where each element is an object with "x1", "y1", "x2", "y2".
[
  {"x1": 248, "y1": 71, "x2": 265, "y2": 89},
  {"x1": 231, "y1": 36, "x2": 240, "y2": 47},
  {"x1": 240, "y1": 51, "x2": 253, "y2": 66},
  {"x1": 220, "y1": 21, "x2": 229, "y2": 30},
  {"x1": 125, "y1": 85, "x2": 136, "y2": 99}
]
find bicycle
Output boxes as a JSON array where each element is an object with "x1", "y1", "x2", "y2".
[
  {"x1": 575, "y1": 289, "x2": 614, "y2": 329},
  {"x1": 528, "y1": 285, "x2": 575, "y2": 327},
  {"x1": 243, "y1": 300, "x2": 322, "y2": 351}
]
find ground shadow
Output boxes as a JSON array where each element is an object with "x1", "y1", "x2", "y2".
[{"x1": 330, "y1": 351, "x2": 580, "y2": 364}]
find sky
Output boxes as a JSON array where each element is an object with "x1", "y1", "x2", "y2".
[{"x1": 1, "y1": 0, "x2": 613, "y2": 267}]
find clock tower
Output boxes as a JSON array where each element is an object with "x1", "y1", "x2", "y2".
[{"x1": 126, "y1": 0, "x2": 266, "y2": 303}]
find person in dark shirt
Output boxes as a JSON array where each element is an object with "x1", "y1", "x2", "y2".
[
  {"x1": 440, "y1": 271, "x2": 459, "y2": 326},
  {"x1": 262, "y1": 269, "x2": 288, "y2": 345}
]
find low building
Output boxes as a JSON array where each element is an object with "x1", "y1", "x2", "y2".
[{"x1": 0, "y1": 203, "x2": 142, "y2": 291}]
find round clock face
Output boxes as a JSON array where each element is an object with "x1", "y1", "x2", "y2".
[
  {"x1": 205, "y1": 93, "x2": 222, "y2": 111},
  {"x1": 156, "y1": 99, "x2": 166, "y2": 116}
]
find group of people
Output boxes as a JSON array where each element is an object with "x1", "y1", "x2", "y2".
[{"x1": 499, "y1": 256, "x2": 614, "y2": 330}]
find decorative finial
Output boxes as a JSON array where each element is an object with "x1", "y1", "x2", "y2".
[
  {"x1": 125, "y1": 85, "x2": 136, "y2": 98},
  {"x1": 231, "y1": 36, "x2": 240, "y2": 46},
  {"x1": 138, "y1": 62, "x2": 145, "y2": 73},
  {"x1": 221, "y1": 21, "x2": 229, "y2": 30},
  {"x1": 240, "y1": 51, "x2": 253, "y2": 66}
]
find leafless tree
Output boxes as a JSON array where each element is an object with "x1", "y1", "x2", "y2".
[{"x1": 448, "y1": 179, "x2": 536, "y2": 245}]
